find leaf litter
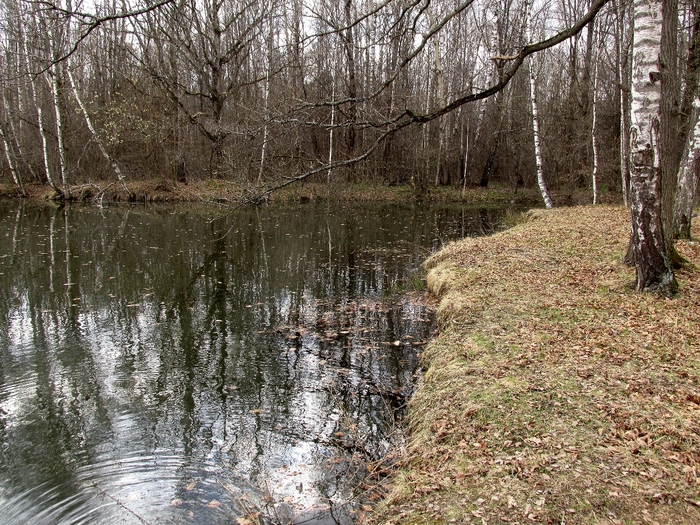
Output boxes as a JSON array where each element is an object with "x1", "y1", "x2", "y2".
[{"x1": 368, "y1": 206, "x2": 700, "y2": 525}]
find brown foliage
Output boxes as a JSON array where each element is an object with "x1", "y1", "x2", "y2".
[{"x1": 371, "y1": 206, "x2": 700, "y2": 524}]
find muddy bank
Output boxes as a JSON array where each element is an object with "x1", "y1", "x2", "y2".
[{"x1": 370, "y1": 206, "x2": 700, "y2": 524}]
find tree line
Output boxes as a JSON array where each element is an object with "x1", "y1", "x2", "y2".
[
  {"x1": 0, "y1": 0, "x2": 619, "y2": 194},
  {"x1": 0, "y1": 0, "x2": 697, "y2": 295}
]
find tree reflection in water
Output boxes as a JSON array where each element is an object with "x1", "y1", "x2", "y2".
[{"x1": 0, "y1": 201, "x2": 506, "y2": 524}]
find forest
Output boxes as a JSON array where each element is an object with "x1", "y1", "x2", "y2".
[
  {"x1": 0, "y1": 0, "x2": 697, "y2": 295},
  {"x1": 0, "y1": 0, "x2": 627, "y2": 195}
]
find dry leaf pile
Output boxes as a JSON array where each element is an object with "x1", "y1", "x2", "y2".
[{"x1": 370, "y1": 206, "x2": 700, "y2": 525}]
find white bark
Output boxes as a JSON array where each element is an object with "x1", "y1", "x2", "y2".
[
  {"x1": 48, "y1": 60, "x2": 69, "y2": 194},
  {"x1": 629, "y1": 0, "x2": 676, "y2": 294},
  {"x1": 327, "y1": 70, "x2": 336, "y2": 182},
  {"x1": 0, "y1": 124, "x2": 24, "y2": 196},
  {"x1": 257, "y1": 0, "x2": 274, "y2": 185},
  {"x1": 257, "y1": 61, "x2": 271, "y2": 185},
  {"x1": 21, "y1": 26, "x2": 59, "y2": 194},
  {"x1": 526, "y1": 0, "x2": 553, "y2": 209},
  {"x1": 5, "y1": 76, "x2": 36, "y2": 183},
  {"x1": 673, "y1": 96, "x2": 700, "y2": 238},
  {"x1": 591, "y1": 19, "x2": 601, "y2": 205},
  {"x1": 48, "y1": 10, "x2": 69, "y2": 194}
]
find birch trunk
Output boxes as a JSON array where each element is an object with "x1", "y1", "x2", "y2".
[
  {"x1": 591, "y1": 19, "x2": 601, "y2": 205},
  {"x1": 22, "y1": 31, "x2": 61, "y2": 195},
  {"x1": 67, "y1": 68, "x2": 128, "y2": 192},
  {"x1": 48, "y1": 56, "x2": 69, "y2": 196},
  {"x1": 430, "y1": 11, "x2": 447, "y2": 186},
  {"x1": 629, "y1": 0, "x2": 676, "y2": 294},
  {"x1": 0, "y1": 123, "x2": 25, "y2": 196},
  {"x1": 4, "y1": 76, "x2": 37, "y2": 184},
  {"x1": 257, "y1": 67, "x2": 270, "y2": 185},
  {"x1": 526, "y1": 0, "x2": 553, "y2": 209},
  {"x1": 327, "y1": 72, "x2": 336, "y2": 183},
  {"x1": 673, "y1": 98, "x2": 700, "y2": 239},
  {"x1": 257, "y1": 0, "x2": 273, "y2": 185}
]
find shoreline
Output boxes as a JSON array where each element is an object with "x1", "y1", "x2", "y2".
[
  {"x1": 0, "y1": 180, "x2": 622, "y2": 208},
  {"x1": 369, "y1": 206, "x2": 700, "y2": 524}
]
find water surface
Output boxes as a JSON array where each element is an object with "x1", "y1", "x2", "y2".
[{"x1": 0, "y1": 201, "x2": 507, "y2": 524}]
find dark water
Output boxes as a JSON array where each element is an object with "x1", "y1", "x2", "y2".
[{"x1": 0, "y1": 201, "x2": 508, "y2": 525}]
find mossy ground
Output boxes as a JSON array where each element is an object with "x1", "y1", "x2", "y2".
[{"x1": 368, "y1": 206, "x2": 700, "y2": 525}]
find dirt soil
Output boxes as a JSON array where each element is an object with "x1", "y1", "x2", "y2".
[{"x1": 368, "y1": 206, "x2": 700, "y2": 525}]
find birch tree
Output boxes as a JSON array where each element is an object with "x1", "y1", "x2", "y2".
[
  {"x1": 628, "y1": 0, "x2": 676, "y2": 294},
  {"x1": 67, "y1": 67, "x2": 129, "y2": 192},
  {"x1": 526, "y1": 0, "x2": 553, "y2": 209},
  {"x1": 673, "y1": 97, "x2": 700, "y2": 238},
  {"x1": 0, "y1": 123, "x2": 25, "y2": 196}
]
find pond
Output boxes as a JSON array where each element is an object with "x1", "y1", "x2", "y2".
[{"x1": 0, "y1": 200, "x2": 510, "y2": 525}]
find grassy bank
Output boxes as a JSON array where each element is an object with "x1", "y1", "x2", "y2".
[
  {"x1": 0, "y1": 179, "x2": 621, "y2": 208},
  {"x1": 370, "y1": 206, "x2": 700, "y2": 524}
]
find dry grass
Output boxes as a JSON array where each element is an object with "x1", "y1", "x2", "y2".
[{"x1": 369, "y1": 206, "x2": 700, "y2": 525}]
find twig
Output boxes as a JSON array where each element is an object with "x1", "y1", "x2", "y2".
[{"x1": 91, "y1": 482, "x2": 152, "y2": 525}]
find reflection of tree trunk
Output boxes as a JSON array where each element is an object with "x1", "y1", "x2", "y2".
[
  {"x1": 10, "y1": 202, "x2": 22, "y2": 264},
  {"x1": 49, "y1": 209, "x2": 57, "y2": 293},
  {"x1": 64, "y1": 206, "x2": 80, "y2": 326}
]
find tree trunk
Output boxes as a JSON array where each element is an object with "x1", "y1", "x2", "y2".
[
  {"x1": 629, "y1": 0, "x2": 676, "y2": 295},
  {"x1": 617, "y1": 0, "x2": 632, "y2": 205},
  {"x1": 344, "y1": 0, "x2": 357, "y2": 176},
  {"x1": 0, "y1": 123, "x2": 25, "y2": 196},
  {"x1": 49, "y1": 68, "x2": 69, "y2": 196},
  {"x1": 591, "y1": 18, "x2": 600, "y2": 205},
  {"x1": 673, "y1": 97, "x2": 700, "y2": 238},
  {"x1": 431, "y1": 11, "x2": 447, "y2": 187},
  {"x1": 526, "y1": 0, "x2": 553, "y2": 209},
  {"x1": 659, "y1": 0, "x2": 681, "y2": 257}
]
